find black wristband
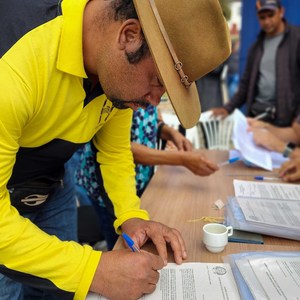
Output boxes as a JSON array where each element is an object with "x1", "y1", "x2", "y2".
[{"x1": 282, "y1": 142, "x2": 296, "y2": 158}]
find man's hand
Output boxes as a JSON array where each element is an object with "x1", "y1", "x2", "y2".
[
  {"x1": 182, "y1": 152, "x2": 219, "y2": 176},
  {"x1": 250, "y1": 128, "x2": 285, "y2": 152},
  {"x1": 279, "y1": 157, "x2": 300, "y2": 182},
  {"x1": 169, "y1": 130, "x2": 193, "y2": 151},
  {"x1": 90, "y1": 249, "x2": 164, "y2": 299},
  {"x1": 210, "y1": 108, "x2": 229, "y2": 118},
  {"x1": 162, "y1": 125, "x2": 193, "y2": 151},
  {"x1": 121, "y1": 218, "x2": 187, "y2": 266}
]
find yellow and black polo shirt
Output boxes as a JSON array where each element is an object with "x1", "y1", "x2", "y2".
[{"x1": 0, "y1": 0, "x2": 149, "y2": 298}]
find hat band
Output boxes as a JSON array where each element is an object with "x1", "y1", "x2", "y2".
[{"x1": 149, "y1": 0, "x2": 191, "y2": 88}]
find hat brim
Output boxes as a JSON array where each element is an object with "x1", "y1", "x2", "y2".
[{"x1": 134, "y1": 0, "x2": 201, "y2": 129}]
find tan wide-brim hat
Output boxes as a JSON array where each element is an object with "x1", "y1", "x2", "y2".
[{"x1": 134, "y1": 0, "x2": 231, "y2": 128}]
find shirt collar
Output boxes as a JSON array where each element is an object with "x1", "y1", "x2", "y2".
[{"x1": 57, "y1": 0, "x2": 89, "y2": 78}]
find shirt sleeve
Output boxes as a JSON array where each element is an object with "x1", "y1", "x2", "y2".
[
  {"x1": 93, "y1": 108, "x2": 150, "y2": 232},
  {"x1": 0, "y1": 60, "x2": 101, "y2": 300}
]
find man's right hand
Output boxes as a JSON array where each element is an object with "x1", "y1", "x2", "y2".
[
  {"x1": 210, "y1": 108, "x2": 229, "y2": 118},
  {"x1": 89, "y1": 249, "x2": 164, "y2": 300}
]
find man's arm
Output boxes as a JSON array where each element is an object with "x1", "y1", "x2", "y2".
[
  {"x1": 0, "y1": 89, "x2": 101, "y2": 300},
  {"x1": 93, "y1": 108, "x2": 150, "y2": 229},
  {"x1": 92, "y1": 108, "x2": 187, "y2": 261},
  {"x1": 248, "y1": 118, "x2": 300, "y2": 146},
  {"x1": 0, "y1": 59, "x2": 102, "y2": 299}
]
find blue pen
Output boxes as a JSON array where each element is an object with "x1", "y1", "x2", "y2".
[
  {"x1": 254, "y1": 176, "x2": 280, "y2": 181},
  {"x1": 218, "y1": 157, "x2": 240, "y2": 167},
  {"x1": 122, "y1": 233, "x2": 141, "y2": 252}
]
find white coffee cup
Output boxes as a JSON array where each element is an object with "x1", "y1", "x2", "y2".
[{"x1": 203, "y1": 223, "x2": 233, "y2": 253}]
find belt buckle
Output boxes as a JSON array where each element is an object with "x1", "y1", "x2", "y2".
[{"x1": 21, "y1": 194, "x2": 49, "y2": 206}]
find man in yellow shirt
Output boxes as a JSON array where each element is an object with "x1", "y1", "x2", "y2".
[{"x1": 0, "y1": 0, "x2": 230, "y2": 299}]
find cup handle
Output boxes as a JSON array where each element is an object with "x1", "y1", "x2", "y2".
[{"x1": 227, "y1": 226, "x2": 233, "y2": 237}]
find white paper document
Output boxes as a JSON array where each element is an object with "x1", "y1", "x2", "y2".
[
  {"x1": 236, "y1": 256, "x2": 300, "y2": 300},
  {"x1": 236, "y1": 197, "x2": 300, "y2": 229},
  {"x1": 271, "y1": 151, "x2": 289, "y2": 169},
  {"x1": 233, "y1": 180, "x2": 300, "y2": 229},
  {"x1": 227, "y1": 180, "x2": 300, "y2": 240},
  {"x1": 233, "y1": 179, "x2": 300, "y2": 200},
  {"x1": 229, "y1": 149, "x2": 288, "y2": 170},
  {"x1": 232, "y1": 109, "x2": 272, "y2": 170},
  {"x1": 86, "y1": 263, "x2": 241, "y2": 300}
]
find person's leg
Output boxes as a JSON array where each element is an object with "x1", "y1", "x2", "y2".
[
  {"x1": 0, "y1": 273, "x2": 23, "y2": 300},
  {"x1": 22, "y1": 166, "x2": 78, "y2": 299}
]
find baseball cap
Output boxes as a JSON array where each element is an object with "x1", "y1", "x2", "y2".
[{"x1": 256, "y1": 0, "x2": 282, "y2": 13}]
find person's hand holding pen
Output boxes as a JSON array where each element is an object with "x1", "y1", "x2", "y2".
[
  {"x1": 91, "y1": 218, "x2": 182, "y2": 300},
  {"x1": 91, "y1": 247, "x2": 164, "y2": 300},
  {"x1": 90, "y1": 218, "x2": 187, "y2": 299},
  {"x1": 121, "y1": 218, "x2": 187, "y2": 266},
  {"x1": 122, "y1": 232, "x2": 141, "y2": 252}
]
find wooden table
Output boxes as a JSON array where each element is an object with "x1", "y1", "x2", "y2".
[{"x1": 114, "y1": 150, "x2": 300, "y2": 262}]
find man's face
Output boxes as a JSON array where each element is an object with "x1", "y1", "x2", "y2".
[
  {"x1": 97, "y1": 49, "x2": 165, "y2": 111},
  {"x1": 257, "y1": 8, "x2": 283, "y2": 36}
]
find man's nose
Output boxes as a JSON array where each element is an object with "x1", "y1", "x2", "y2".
[{"x1": 147, "y1": 88, "x2": 165, "y2": 106}]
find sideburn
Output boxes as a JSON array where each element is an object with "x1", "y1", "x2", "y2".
[{"x1": 125, "y1": 39, "x2": 150, "y2": 64}]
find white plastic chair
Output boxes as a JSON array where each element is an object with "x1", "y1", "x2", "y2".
[{"x1": 196, "y1": 111, "x2": 235, "y2": 150}]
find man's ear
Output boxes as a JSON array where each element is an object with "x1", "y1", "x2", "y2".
[{"x1": 117, "y1": 19, "x2": 143, "y2": 52}]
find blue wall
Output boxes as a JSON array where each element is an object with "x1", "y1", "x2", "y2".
[{"x1": 239, "y1": 0, "x2": 300, "y2": 75}]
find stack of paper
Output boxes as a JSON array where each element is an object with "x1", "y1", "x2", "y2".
[
  {"x1": 226, "y1": 251, "x2": 300, "y2": 300},
  {"x1": 226, "y1": 180, "x2": 300, "y2": 241}
]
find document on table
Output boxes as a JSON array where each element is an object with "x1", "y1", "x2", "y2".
[
  {"x1": 235, "y1": 256, "x2": 300, "y2": 300},
  {"x1": 236, "y1": 196, "x2": 300, "y2": 229},
  {"x1": 86, "y1": 262, "x2": 241, "y2": 300},
  {"x1": 233, "y1": 179, "x2": 300, "y2": 200},
  {"x1": 233, "y1": 179, "x2": 300, "y2": 229}
]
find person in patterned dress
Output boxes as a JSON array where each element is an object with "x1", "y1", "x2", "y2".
[{"x1": 74, "y1": 105, "x2": 218, "y2": 249}]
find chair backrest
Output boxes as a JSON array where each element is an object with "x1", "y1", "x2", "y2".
[{"x1": 197, "y1": 111, "x2": 235, "y2": 150}]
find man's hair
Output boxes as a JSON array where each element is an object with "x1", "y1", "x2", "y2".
[
  {"x1": 110, "y1": 0, "x2": 138, "y2": 21},
  {"x1": 108, "y1": 0, "x2": 150, "y2": 64}
]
